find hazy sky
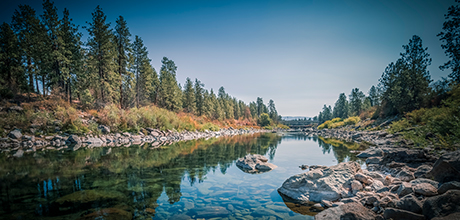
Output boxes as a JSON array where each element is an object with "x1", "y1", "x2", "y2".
[{"x1": 0, "y1": 0, "x2": 455, "y2": 117}]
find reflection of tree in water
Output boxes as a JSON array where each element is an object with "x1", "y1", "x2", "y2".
[
  {"x1": 313, "y1": 136, "x2": 364, "y2": 163},
  {"x1": 0, "y1": 133, "x2": 282, "y2": 218}
]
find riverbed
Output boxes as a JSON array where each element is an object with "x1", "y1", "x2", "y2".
[{"x1": 0, "y1": 132, "x2": 364, "y2": 219}]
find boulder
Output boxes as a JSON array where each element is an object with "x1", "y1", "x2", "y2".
[
  {"x1": 98, "y1": 125, "x2": 110, "y2": 134},
  {"x1": 351, "y1": 180, "x2": 363, "y2": 194},
  {"x1": 278, "y1": 161, "x2": 361, "y2": 203},
  {"x1": 410, "y1": 178, "x2": 439, "y2": 189},
  {"x1": 355, "y1": 173, "x2": 372, "y2": 185},
  {"x1": 236, "y1": 154, "x2": 277, "y2": 174},
  {"x1": 396, "y1": 169, "x2": 415, "y2": 182},
  {"x1": 423, "y1": 189, "x2": 460, "y2": 220},
  {"x1": 429, "y1": 150, "x2": 460, "y2": 183},
  {"x1": 438, "y1": 181, "x2": 460, "y2": 195},
  {"x1": 382, "y1": 148, "x2": 436, "y2": 165},
  {"x1": 383, "y1": 208, "x2": 425, "y2": 220},
  {"x1": 397, "y1": 182, "x2": 414, "y2": 197},
  {"x1": 366, "y1": 157, "x2": 382, "y2": 164},
  {"x1": 415, "y1": 164, "x2": 433, "y2": 178},
  {"x1": 432, "y1": 212, "x2": 460, "y2": 220},
  {"x1": 67, "y1": 135, "x2": 82, "y2": 144},
  {"x1": 396, "y1": 194, "x2": 423, "y2": 214},
  {"x1": 414, "y1": 183, "x2": 438, "y2": 196},
  {"x1": 8, "y1": 105, "x2": 23, "y2": 113},
  {"x1": 8, "y1": 129, "x2": 22, "y2": 139},
  {"x1": 314, "y1": 202, "x2": 378, "y2": 220},
  {"x1": 357, "y1": 148, "x2": 383, "y2": 158}
]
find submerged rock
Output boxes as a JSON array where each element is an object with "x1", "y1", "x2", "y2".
[
  {"x1": 78, "y1": 207, "x2": 132, "y2": 220},
  {"x1": 314, "y1": 202, "x2": 378, "y2": 220},
  {"x1": 236, "y1": 154, "x2": 277, "y2": 174},
  {"x1": 278, "y1": 161, "x2": 361, "y2": 203}
]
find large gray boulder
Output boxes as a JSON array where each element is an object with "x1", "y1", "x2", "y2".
[
  {"x1": 8, "y1": 129, "x2": 22, "y2": 139},
  {"x1": 357, "y1": 148, "x2": 383, "y2": 158},
  {"x1": 66, "y1": 135, "x2": 81, "y2": 144},
  {"x1": 314, "y1": 202, "x2": 378, "y2": 220},
  {"x1": 423, "y1": 189, "x2": 460, "y2": 220},
  {"x1": 383, "y1": 208, "x2": 425, "y2": 220},
  {"x1": 278, "y1": 161, "x2": 361, "y2": 203},
  {"x1": 429, "y1": 150, "x2": 460, "y2": 183},
  {"x1": 236, "y1": 154, "x2": 277, "y2": 174}
]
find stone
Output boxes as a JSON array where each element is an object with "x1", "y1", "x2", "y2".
[
  {"x1": 396, "y1": 169, "x2": 415, "y2": 182},
  {"x1": 371, "y1": 180, "x2": 385, "y2": 191},
  {"x1": 396, "y1": 194, "x2": 423, "y2": 214},
  {"x1": 366, "y1": 157, "x2": 382, "y2": 164},
  {"x1": 383, "y1": 208, "x2": 425, "y2": 220},
  {"x1": 382, "y1": 148, "x2": 436, "y2": 164},
  {"x1": 278, "y1": 161, "x2": 361, "y2": 203},
  {"x1": 414, "y1": 183, "x2": 438, "y2": 196},
  {"x1": 98, "y1": 125, "x2": 110, "y2": 134},
  {"x1": 357, "y1": 148, "x2": 383, "y2": 158},
  {"x1": 355, "y1": 173, "x2": 372, "y2": 185},
  {"x1": 86, "y1": 138, "x2": 103, "y2": 145},
  {"x1": 438, "y1": 181, "x2": 460, "y2": 195},
  {"x1": 383, "y1": 175, "x2": 393, "y2": 186},
  {"x1": 236, "y1": 154, "x2": 277, "y2": 173},
  {"x1": 432, "y1": 212, "x2": 460, "y2": 220},
  {"x1": 8, "y1": 129, "x2": 22, "y2": 139},
  {"x1": 321, "y1": 199, "x2": 333, "y2": 208},
  {"x1": 67, "y1": 135, "x2": 82, "y2": 144},
  {"x1": 429, "y1": 150, "x2": 460, "y2": 183},
  {"x1": 351, "y1": 180, "x2": 363, "y2": 194},
  {"x1": 410, "y1": 178, "x2": 439, "y2": 189},
  {"x1": 79, "y1": 207, "x2": 132, "y2": 220},
  {"x1": 13, "y1": 149, "x2": 24, "y2": 158},
  {"x1": 8, "y1": 106, "x2": 23, "y2": 112},
  {"x1": 314, "y1": 202, "x2": 378, "y2": 220},
  {"x1": 189, "y1": 206, "x2": 229, "y2": 218},
  {"x1": 299, "y1": 164, "x2": 309, "y2": 170},
  {"x1": 423, "y1": 190, "x2": 460, "y2": 219},
  {"x1": 397, "y1": 182, "x2": 414, "y2": 197},
  {"x1": 415, "y1": 164, "x2": 433, "y2": 178}
]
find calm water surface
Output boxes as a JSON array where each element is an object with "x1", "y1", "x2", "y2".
[{"x1": 0, "y1": 132, "x2": 364, "y2": 220}]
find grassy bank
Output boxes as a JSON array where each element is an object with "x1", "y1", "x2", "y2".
[{"x1": 0, "y1": 95, "x2": 281, "y2": 137}]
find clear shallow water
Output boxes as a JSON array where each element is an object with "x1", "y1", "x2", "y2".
[{"x1": 0, "y1": 132, "x2": 364, "y2": 220}]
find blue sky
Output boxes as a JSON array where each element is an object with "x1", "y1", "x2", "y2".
[{"x1": 0, "y1": 0, "x2": 455, "y2": 117}]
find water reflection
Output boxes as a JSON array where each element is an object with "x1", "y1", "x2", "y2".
[{"x1": 0, "y1": 132, "x2": 363, "y2": 219}]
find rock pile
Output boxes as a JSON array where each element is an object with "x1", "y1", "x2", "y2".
[
  {"x1": 0, "y1": 128, "x2": 267, "y2": 157},
  {"x1": 236, "y1": 154, "x2": 277, "y2": 174},
  {"x1": 280, "y1": 148, "x2": 460, "y2": 219}
]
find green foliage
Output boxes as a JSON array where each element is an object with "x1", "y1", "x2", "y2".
[
  {"x1": 438, "y1": 0, "x2": 460, "y2": 84},
  {"x1": 258, "y1": 113, "x2": 272, "y2": 127},
  {"x1": 333, "y1": 93, "x2": 349, "y2": 119},
  {"x1": 379, "y1": 35, "x2": 432, "y2": 116},
  {"x1": 318, "y1": 116, "x2": 360, "y2": 129}
]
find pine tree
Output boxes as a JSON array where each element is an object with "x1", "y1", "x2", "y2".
[
  {"x1": 132, "y1": 35, "x2": 151, "y2": 108},
  {"x1": 11, "y1": 4, "x2": 42, "y2": 94},
  {"x1": 114, "y1": 16, "x2": 131, "y2": 108},
  {"x1": 332, "y1": 93, "x2": 348, "y2": 119},
  {"x1": 0, "y1": 22, "x2": 24, "y2": 95},
  {"x1": 41, "y1": 0, "x2": 66, "y2": 96},
  {"x1": 194, "y1": 79, "x2": 205, "y2": 116},
  {"x1": 158, "y1": 57, "x2": 182, "y2": 111},
  {"x1": 182, "y1": 77, "x2": 196, "y2": 113},
  {"x1": 349, "y1": 88, "x2": 365, "y2": 116},
  {"x1": 438, "y1": 0, "x2": 460, "y2": 84},
  {"x1": 60, "y1": 8, "x2": 82, "y2": 102},
  {"x1": 86, "y1": 5, "x2": 119, "y2": 107},
  {"x1": 368, "y1": 85, "x2": 379, "y2": 107},
  {"x1": 268, "y1": 99, "x2": 278, "y2": 122}
]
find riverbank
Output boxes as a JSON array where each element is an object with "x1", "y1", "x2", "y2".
[
  {"x1": 279, "y1": 127, "x2": 460, "y2": 219},
  {"x1": 0, "y1": 127, "x2": 270, "y2": 157}
]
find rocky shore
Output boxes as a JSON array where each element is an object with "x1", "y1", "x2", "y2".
[
  {"x1": 0, "y1": 127, "x2": 268, "y2": 157},
  {"x1": 277, "y1": 128, "x2": 460, "y2": 219}
]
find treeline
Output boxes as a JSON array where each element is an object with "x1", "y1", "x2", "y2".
[
  {"x1": 316, "y1": 0, "x2": 460, "y2": 124},
  {"x1": 0, "y1": 1, "x2": 280, "y2": 123}
]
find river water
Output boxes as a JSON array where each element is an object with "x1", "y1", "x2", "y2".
[{"x1": 0, "y1": 132, "x2": 365, "y2": 220}]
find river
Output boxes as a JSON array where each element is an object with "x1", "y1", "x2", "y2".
[{"x1": 0, "y1": 132, "x2": 365, "y2": 220}]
